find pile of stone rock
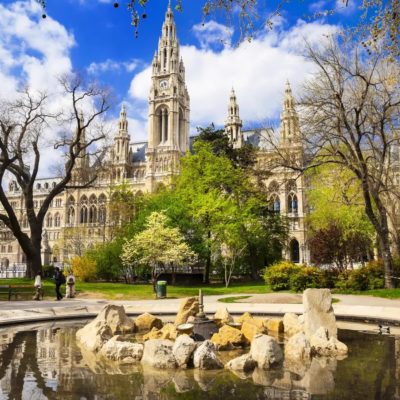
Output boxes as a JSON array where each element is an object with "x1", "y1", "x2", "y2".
[{"x1": 75, "y1": 288, "x2": 347, "y2": 375}]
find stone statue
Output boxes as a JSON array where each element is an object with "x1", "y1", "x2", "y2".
[{"x1": 66, "y1": 273, "x2": 76, "y2": 298}]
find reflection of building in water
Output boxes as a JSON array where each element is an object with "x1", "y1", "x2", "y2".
[{"x1": 0, "y1": 328, "x2": 25, "y2": 396}]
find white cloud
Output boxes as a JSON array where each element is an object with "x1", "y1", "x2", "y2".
[
  {"x1": 87, "y1": 58, "x2": 139, "y2": 75},
  {"x1": 192, "y1": 21, "x2": 233, "y2": 50},
  {"x1": 0, "y1": 0, "x2": 75, "y2": 99},
  {"x1": 309, "y1": 0, "x2": 356, "y2": 16},
  {"x1": 128, "y1": 19, "x2": 338, "y2": 132}
]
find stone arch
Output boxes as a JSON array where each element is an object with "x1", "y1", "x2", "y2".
[
  {"x1": 287, "y1": 192, "x2": 298, "y2": 213},
  {"x1": 67, "y1": 195, "x2": 75, "y2": 205},
  {"x1": 67, "y1": 206, "x2": 75, "y2": 225},
  {"x1": 289, "y1": 238, "x2": 300, "y2": 263},
  {"x1": 269, "y1": 194, "x2": 280, "y2": 213},
  {"x1": 155, "y1": 105, "x2": 169, "y2": 145},
  {"x1": 54, "y1": 212, "x2": 61, "y2": 227},
  {"x1": 46, "y1": 213, "x2": 53, "y2": 227},
  {"x1": 179, "y1": 107, "x2": 184, "y2": 150}
]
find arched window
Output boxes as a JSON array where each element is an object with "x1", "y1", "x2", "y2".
[
  {"x1": 67, "y1": 195, "x2": 75, "y2": 206},
  {"x1": 67, "y1": 207, "x2": 75, "y2": 225},
  {"x1": 98, "y1": 207, "x2": 106, "y2": 224},
  {"x1": 80, "y1": 206, "x2": 88, "y2": 224},
  {"x1": 179, "y1": 108, "x2": 184, "y2": 150},
  {"x1": 46, "y1": 214, "x2": 53, "y2": 227},
  {"x1": 89, "y1": 205, "x2": 97, "y2": 223},
  {"x1": 156, "y1": 106, "x2": 169, "y2": 145},
  {"x1": 54, "y1": 213, "x2": 61, "y2": 227},
  {"x1": 269, "y1": 195, "x2": 280, "y2": 213},
  {"x1": 288, "y1": 193, "x2": 298, "y2": 213},
  {"x1": 289, "y1": 239, "x2": 300, "y2": 263},
  {"x1": 22, "y1": 215, "x2": 28, "y2": 229}
]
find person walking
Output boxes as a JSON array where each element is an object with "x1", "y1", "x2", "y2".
[{"x1": 54, "y1": 267, "x2": 65, "y2": 301}]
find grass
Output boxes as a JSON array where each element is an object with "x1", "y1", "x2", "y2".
[
  {"x1": 1, "y1": 277, "x2": 400, "y2": 301},
  {"x1": 218, "y1": 295, "x2": 251, "y2": 303},
  {"x1": 0, "y1": 278, "x2": 271, "y2": 300}
]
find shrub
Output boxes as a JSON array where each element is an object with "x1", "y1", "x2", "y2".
[
  {"x1": 319, "y1": 268, "x2": 340, "y2": 289},
  {"x1": 289, "y1": 266, "x2": 322, "y2": 292},
  {"x1": 263, "y1": 261, "x2": 302, "y2": 291},
  {"x1": 336, "y1": 260, "x2": 385, "y2": 291},
  {"x1": 42, "y1": 264, "x2": 55, "y2": 279},
  {"x1": 71, "y1": 256, "x2": 97, "y2": 282}
]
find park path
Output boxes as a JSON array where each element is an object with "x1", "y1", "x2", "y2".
[{"x1": 0, "y1": 293, "x2": 400, "y2": 326}]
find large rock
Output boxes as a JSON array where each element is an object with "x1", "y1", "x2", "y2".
[
  {"x1": 285, "y1": 332, "x2": 311, "y2": 360},
  {"x1": 213, "y1": 307, "x2": 234, "y2": 326},
  {"x1": 135, "y1": 313, "x2": 163, "y2": 332},
  {"x1": 250, "y1": 334, "x2": 283, "y2": 369},
  {"x1": 241, "y1": 320, "x2": 267, "y2": 343},
  {"x1": 141, "y1": 339, "x2": 176, "y2": 369},
  {"x1": 310, "y1": 327, "x2": 348, "y2": 357},
  {"x1": 283, "y1": 313, "x2": 304, "y2": 337},
  {"x1": 76, "y1": 304, "x2": 135, "y2": 352},
  {"x1": 175, "y1": 297, "x2": 199, "y2": 326},
  {"x1": 143, "y1": 323, "x2": 178, "y2": 341},
  {"x1": 211, "y1": 324, "x2": 245, "y2": 350},
  {"x1": 226, "y1": 353, "x2": 257, "y2": 372},
  {"x1": 172, "y1": 334, "x2": 197, "y2": 368},
  {"x1": 265, "y1": 318, "x2": 284, "y2": 333},
  {"x1": 100, "y1": 336, "x2": 143, "y2": 363},
  {"x1": 303, "y1": 289, "x2": 337, "y2": 339},
  {"x1": 237, "y1": 312, "x2": 253, "y2": 324},
  {"x1": 193, "y1": 340, "x2": 223, "y2": 370}
]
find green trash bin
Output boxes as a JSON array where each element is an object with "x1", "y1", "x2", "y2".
[{"x1": 156, "y1": 280, "x2": 167, "y2": 298}]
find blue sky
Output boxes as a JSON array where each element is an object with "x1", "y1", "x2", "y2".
[{"x1": 0, "y1": 0, "x2": 359, "y2": 150}]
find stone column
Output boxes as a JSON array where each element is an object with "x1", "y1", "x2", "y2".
[{"x1": 161, "y1": 109, "x2": 166, "y2": 143}]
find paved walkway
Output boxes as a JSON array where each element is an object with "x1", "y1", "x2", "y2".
[{"x1": 1, "y1": 293, "x2": 400, "y2": 326}]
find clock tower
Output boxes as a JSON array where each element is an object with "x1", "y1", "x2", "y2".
[{"x1": 146, "y1": 3, "x2": 190, "y2": 191}]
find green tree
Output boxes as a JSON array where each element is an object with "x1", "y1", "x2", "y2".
[
  {"x1": 307, "y1": 164, "x2": 374, "y2": 269},
  {"x1": 121, "y1": 211, "x2": 196, "y2": 290}
]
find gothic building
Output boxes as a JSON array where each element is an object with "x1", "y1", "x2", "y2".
[{"x1": 0, "y1": 4, "x2": 308, "y2": 267}]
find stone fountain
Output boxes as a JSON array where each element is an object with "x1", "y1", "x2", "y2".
[{"x1": 192, "y1": 289, "x2": 219, "y2": 341}]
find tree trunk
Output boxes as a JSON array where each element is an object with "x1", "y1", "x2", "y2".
[
  {"x1": 203, "y1": 230, "x2": 211, "y2": 284},
  {"x1": 26, "y1": 251, "x2": 42, "y2": 279}
]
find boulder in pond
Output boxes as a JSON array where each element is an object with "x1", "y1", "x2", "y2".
[
  {"x1": 135, "y1": 312, "x2": 163, "y2": 332},
  {"x1": 193, "y1": 340, "x2": 223, "y2": 370},
  {"x1": 303, "y1": 289, "x2": 337, "y2": 339},
  {"x1": 174, "y1": 297, "x2": 199, "y2": 326},
  {"x1": 250, "y1": 334, "x2": 283, "y2": 369},
  {"x1": 172, "y1": 334, "x2": 197, "y2": 368},
  {"x1": 100, "y1": 336, "x2": 143, "y2": 363},
  {"x1": 76, "y1": 304, "x2": 135, "y2": 352},
  {"x1": 141, "y1": 339, "x2": 176, "y2": 369}
]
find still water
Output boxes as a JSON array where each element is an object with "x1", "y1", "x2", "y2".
[{"x1": 0, "y1": 321, "x2": 399, "y2": 400}]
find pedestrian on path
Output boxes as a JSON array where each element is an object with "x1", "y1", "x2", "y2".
[
  {"x1": 33, "y1": 273, "x2": 42, "y2": 301},
  {"x1": 54, "y1": 267, "x2": 65, "y2": 301}
]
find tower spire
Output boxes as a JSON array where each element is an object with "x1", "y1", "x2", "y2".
[
  {"x1": 225, "y1": 87, "x2": 243, "y2": 148},
  {"x1": 280, "y1": 80, "x2": 300, "y2": 145}
]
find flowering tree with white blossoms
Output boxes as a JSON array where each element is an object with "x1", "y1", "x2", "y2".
[{"x1": 121, "y1": 211, "x2": 196, "y2": 290}]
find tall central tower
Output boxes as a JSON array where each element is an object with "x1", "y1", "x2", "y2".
[{"x1": 146, "y1": 3, "x2": 190, "y2": 191}]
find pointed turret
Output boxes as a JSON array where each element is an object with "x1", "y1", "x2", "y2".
[
  {"x1": 112, "y1": 104, "x2": 131, "y2": 179},
  {"x1": 280, "y1": 80, "x2": 300, "y2": 145},
  {"x1": 224, "y1": 88, "x2": 243, "y2": 148}
]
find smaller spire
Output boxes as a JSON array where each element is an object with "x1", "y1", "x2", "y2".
[
  {"x1": 79, "y1": 111, "x2": 84, "y2": 123},
  {"x1": 284, "y1": 79, "x2": 294, "y2": 110},
  {"x1": 230, "y1": 87, "x2": 236, "y2": 99},
  {"x1": 120, "y1": 103, "x2": 126, "y2": 118}
]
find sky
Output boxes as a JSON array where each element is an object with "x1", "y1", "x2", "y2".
[{"x1": 0, "y1": 0, "x2": 360, "y2": 174}]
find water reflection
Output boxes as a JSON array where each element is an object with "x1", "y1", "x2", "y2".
[{"x1": 0, "y1": 322, "x2": 398, "y2": 400}]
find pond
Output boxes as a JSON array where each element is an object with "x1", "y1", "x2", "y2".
[{"x1": 0, "y1": 320, "x2": 399, "y2": 399}]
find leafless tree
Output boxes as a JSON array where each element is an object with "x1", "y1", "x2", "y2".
[
  {"x1": 265, "y1": 38, "x2": 400, "y2": 287},
  {"x1": 0, "y1": 75, "x2": 111, "y2": 277}
]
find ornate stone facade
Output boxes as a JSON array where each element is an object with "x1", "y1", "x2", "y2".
[{"x1": 0, "y1": 5, "x2": 309, "y2": 267}]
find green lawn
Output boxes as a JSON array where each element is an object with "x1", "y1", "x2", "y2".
[
  {"x1": 0, "y1": 278, "x2": 271, "y2": 300},
  {"x1": 1, "y1": 278, "x2": 400, "y2": 300}
]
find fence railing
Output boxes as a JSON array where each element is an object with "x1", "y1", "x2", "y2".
[{"x1": 0, "y1": 263, "x2": 27, "y2": 279}]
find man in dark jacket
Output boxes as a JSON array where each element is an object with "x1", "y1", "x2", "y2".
[{"x1": 54, "y1": 267, "x2": 65, "y2": 300}]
